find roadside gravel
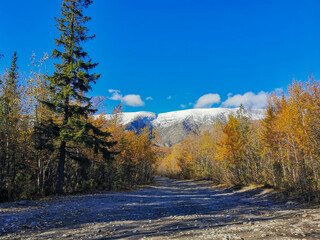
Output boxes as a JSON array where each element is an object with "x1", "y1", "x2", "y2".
[{"x1": 1, "y1": 177, "x2": 319, "y2": 239}]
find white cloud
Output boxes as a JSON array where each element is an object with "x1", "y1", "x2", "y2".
[
  {"x1": 180, "y1": 104, "x2": 187, "y2": 108},
  {"x1": 194, "y1": 93, "x2": 221, "y2": 108},
  {"x1": 108, "y1": 89, "x2": 122, "y2": 101},
  {"x1": 221, "y1": 91, "x2": 268, "y2": 109},
  {"x1": 167, "y1": 96, "x2": 172, "y2": 100},
  {"x1": 108, "y1": 89, "x2": 145, "y2": 107},
  {"x1": 146, "y1": 96, "x2": 153, "y2": 101},
  {"x1": 108, "y1": 89, "x2": 118, "y2": 93},
  {"x1": 122, "y1": 94, "x2": 145, "y2": 107}
]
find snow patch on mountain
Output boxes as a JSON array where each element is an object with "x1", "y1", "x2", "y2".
[
  {"x1": 104, "y1": 108, "x2": 265, "y2": 147},
  {"x1": 117, "y1": 111, "x2": 156, "y2": 125},
  {"x1": 152, "y1": 108, "x2": 250, "y2": 128}
]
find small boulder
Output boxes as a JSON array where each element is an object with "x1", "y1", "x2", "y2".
[
  {"x1": 30, "y1": 222, "x2": 37, "y2": 228},
  {"x1": 18, "y1": 200, "x2": 28, "y2": 205}
]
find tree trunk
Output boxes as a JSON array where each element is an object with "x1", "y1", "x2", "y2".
[
  {"x1": 56, "y1": 141, "x2": 66, "y2": 194},
  {"x1": 56, "y1": 93, "x2": 69, "y2": 194}
]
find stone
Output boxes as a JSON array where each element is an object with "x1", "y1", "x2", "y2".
[
  {"x1": 30, "y1": 222, "x2": 37, "y2": 228},
  {"x1": 285, "y1": 201, "x2": 297, "y2": 206},
  {"x1": 18, "y1": 200, "x2": 28, "y2": 205}
]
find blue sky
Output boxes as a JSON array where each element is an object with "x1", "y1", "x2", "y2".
[{"x1": 1, "y1": 0, "x2": 320, "y2": 113}]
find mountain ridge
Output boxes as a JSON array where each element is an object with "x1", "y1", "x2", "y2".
[{"x1": 104, "y1": 108, "x2": 265, "y2": 147}]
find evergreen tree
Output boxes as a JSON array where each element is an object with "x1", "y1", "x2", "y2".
[
  {"x1": 42, "y1": 0, "x2": 114, "y2": 194},
  {"x1": 0, "y1": 52, "x2": 22, "y2": 201}
]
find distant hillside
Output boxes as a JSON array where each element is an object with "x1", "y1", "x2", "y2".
[{"x1": 105, "y1": 108, "x2": 265, "y2": 147}]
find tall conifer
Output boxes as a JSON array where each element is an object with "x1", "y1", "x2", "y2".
[
  {"x1": 42, "y1": 0, "x2": 114, "y2": 194},
  {"x1": 0, "y1": 52, "x2": 21, "y2": 200}
]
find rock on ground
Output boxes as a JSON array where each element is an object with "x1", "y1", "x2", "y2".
[{"x1": 0, "y1": 177, "x2": 320, "y2": 239}]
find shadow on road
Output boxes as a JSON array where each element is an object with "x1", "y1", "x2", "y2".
[{"x1": 0, "y1": 177, "x2": 309, "y2": 239}]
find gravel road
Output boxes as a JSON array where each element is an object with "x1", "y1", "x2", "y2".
[{"x1": 1, "y1": 177, "x2": 320, "y2": 239}]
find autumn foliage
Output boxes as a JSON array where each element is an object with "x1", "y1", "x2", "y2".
[
  {"x1": 90, "y1": 106, "x2": 159, "y2": 190},
  {"x1": 0, "y1": 54, "x2": 158, "y2": 201},
  {"x1": 0, "y1": 0, "x2": 160, "y2": 202},
  {"x1": 160, "y1": 78, "x2": 320, "y2": 200},
  {"x1": 1, "y1": 53, "x2": 320, "y2": 203}
]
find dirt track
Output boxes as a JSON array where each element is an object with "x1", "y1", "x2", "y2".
[{"x1": 1, "y1": 177, "x2": 320, "y2": 239}]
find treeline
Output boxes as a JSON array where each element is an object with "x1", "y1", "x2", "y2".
[
  {"x1": 159, "y1": 79, "x2": 320, "y2": 201},
  {"x1": 0, "y1": 54, "x2": 157, "y2": 202},
  {"x1": 0, "y1": 0, "x2": 158, "y2": 202}
]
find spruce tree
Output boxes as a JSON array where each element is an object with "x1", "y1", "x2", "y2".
[
  {"x1": 0, "y1": 52, "x2": 21, "y2": 200},
  {"x1": 42, "y1": 0, "x2": 114, "y2": 194}
]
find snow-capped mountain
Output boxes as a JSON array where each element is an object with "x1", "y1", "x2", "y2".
[
  {"x1": 116, "y1": 111, "x2": 157, "y2": 126},
  {"x1": 105, "y1": 108, "x2": 265, "y2": 147}
]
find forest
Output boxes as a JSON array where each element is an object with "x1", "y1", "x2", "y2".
[
  {"x1": 159, "y1": 79, "x2": 320, "y2": 201},
  {"x1": 0, "y1": 0, "x2": 158, "y2": 202},
  {"x1": 1, "y1": 0, "x2": 320, "y2": 204},
  {"x1": 0, "y1": 51, "x2": 159, "y2": 202}
]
